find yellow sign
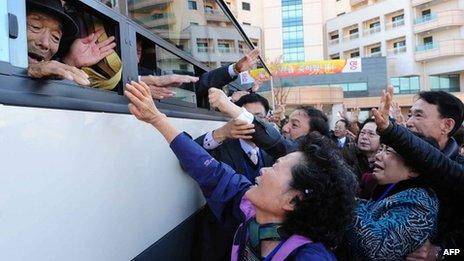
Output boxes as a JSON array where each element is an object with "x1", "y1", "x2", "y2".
[{"x1": 250, "y1": 59, "x2": 362, "y2": 81}]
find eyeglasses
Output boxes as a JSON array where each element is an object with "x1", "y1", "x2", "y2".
[{"x1": 359, "y1": 130, "x2": 379, "y2": 138}]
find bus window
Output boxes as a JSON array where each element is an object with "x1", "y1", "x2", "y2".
[
  {"x1": 155, "y1": 44, "x2": 197, "y2": 105},
  {"x1": 25, "y1": 0, "x2": 122, "y2": 91},
  {"x1": 126, "y1": 0, "x2": 262, "y2": 71}
]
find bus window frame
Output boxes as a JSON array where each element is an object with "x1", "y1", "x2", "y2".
[{"x1": 0, "y1": 0, "x2": 256, "y2": 121}]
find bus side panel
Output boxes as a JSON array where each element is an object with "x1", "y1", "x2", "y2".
[{"x1": 0, "y1": 105, "x2": 224, "y2": 261}]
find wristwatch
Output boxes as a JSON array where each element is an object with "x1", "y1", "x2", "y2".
[{"x1": 435, "y1": 245, "x2": 444, "y2": 261}]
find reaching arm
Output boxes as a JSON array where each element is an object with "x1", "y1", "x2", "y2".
[{"x1": 124, "y1": 81, "x2": 251, "y2": 225}]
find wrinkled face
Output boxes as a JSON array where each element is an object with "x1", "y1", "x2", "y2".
[
  {"x1": 334, "y1": 121, "x2": 347, "y2": 138},
  {"x1": 357, "y1": 122, "x2": 380, "y2": 154},
  {"x1": 243, "y1": 102, "x2": 266, "y2": 120},
  {"x1": 27, "y1": 11, "x2": 63, "y2": 64},
  {"x1": 406, "y1": 99, "x2": 449, "y2": 142},
  {"x1": 282, "y1": 109, "x2": 310, "y2": 140},
  {"x1": 245, "y1": 152, "x2": 303, "y2": 216},
  {"x1": 372, "y1": 146, "x2": 417, "y2": 185}
]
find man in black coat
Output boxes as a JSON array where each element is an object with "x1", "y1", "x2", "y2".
[
  {"x1": 193, "y1": 93, "x2": 274, "y2": 261},
  {"x1": 373, "y1": 89, "x2": 464, "y2": 260},
  {"x1": 137, "y1": 43, "x2": 261, "y2": 107}
]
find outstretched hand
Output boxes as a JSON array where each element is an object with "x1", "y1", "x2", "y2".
[
  {"x1": 63, "y1": 30, "x2": 116, "y2": 68},
  {"x1": 208, "y1": 88, "x2": 244, "y2": 118},
  {"x1": 372, "y1": 86, "x2": 394, "y2": 131},
  {"x1": 124, "y1": 81, "x2": 164, "y2": 125},
  {"x1": 235, "y1": 48, "x2": 260, "y2": 73},
  {"x1": 213, "y1": 119, "x2": 255, "y2": 143},
  {"x1": 28, "y1": 60, "x2": 90, "y2": 86}
]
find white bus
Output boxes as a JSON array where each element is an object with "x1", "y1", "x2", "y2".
[{"x1": 0, "y1": 0, "x2": 268, "y2": 260}]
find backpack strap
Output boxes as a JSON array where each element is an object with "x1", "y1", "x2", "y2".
[{"x1": 271, "y1": 235, "x2": 312, "y2": 261}]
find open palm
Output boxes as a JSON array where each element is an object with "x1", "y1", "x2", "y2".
[{"x1": 64, "y1": 30, "x2": 116, "y2": 68}]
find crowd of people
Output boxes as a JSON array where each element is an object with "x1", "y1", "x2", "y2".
[
  {"x1": 124, "y1": 79, "x2": 464, "y2": 261},
  {"x1": 25, "y1": 0, "x2": 464, "y2": 260}
]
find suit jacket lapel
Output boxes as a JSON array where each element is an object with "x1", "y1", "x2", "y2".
[{"x1": 225, "y1": 139, "x2": 248, "y2": 174}]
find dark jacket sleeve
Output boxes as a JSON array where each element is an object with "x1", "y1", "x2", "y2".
[
  {"x1": 250, "y1": 116, "x2": 299, "y2": 159},
  {"x1": 195, "y1": 65, "x2": 237, "y2": 99},
  {"x1": 380, "y1": 121, "x2": 464, "y2": 195},
  {"x1": 170, "y1": 132, "x2": 250, "y2": 225}
]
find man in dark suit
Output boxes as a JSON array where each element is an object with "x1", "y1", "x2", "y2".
[
  {"x1": 332, "y1": 119, "x2": 351, "y2": 148},
  {"x1": 193, "y1": 93, "x2": 273, "y2": 261},
  {"x1": 136, "y1": 38, "x2": 260, "y2": 107}
]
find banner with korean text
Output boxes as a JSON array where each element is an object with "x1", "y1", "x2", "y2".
[{"x1": 250, "y1": 58, "x2": 362, "y2": 81}]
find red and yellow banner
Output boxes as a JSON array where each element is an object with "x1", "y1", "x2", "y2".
[{"x1": 250, "y1": 58, "x2": 362, "y2": 81}]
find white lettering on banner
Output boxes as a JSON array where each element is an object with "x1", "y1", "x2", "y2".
[
  {"x1": 444, "y1": 249, "x2": 461, "y2": 255},
  {"x1": 342, "y1": 58, "x2": 362, "y2": 73},
  {"x1": 240, "y1": 71, "x2": 255, "y2": 84}
]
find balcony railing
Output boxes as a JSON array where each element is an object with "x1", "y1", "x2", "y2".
[
  {"x1": 218, "y1": 46, "x2": 233, "y2": 53},
  {"x1": 329, "y1": 38, "x2": 340, "y2": 45},
  {"x1": 197, "y1": 46, "x2": 214, "y2": 53},
  {"x1": 368, "y1": 51, "x2": 382, "y2": 57},
  {"x1": 365, "y1": 26, "x2": 381, "y2": 35},
  {"x1": 415, "y1": 39, "x2": 464, "y2": 61},
  {"x1": 415, "y1": 13, "x2": 437, "y2": 24},
  {"x1": 416, "y1": 42, "x2": 438, "y2": 52},
  {"x1": 204, "y1": 9, "x2": 238, "y2": 22},
  {"x1": 387, "y1": 46, "x2": 407, "y2": 55},
  {"x1": 344, "y1": 32, "x2": 359, "y2": 41},
  {"x1": 386, "y1": 18, "x2": 405, "y2": 30},
  {"x1": 414, "y1": 10, "x2": 464, "y2": 34}
]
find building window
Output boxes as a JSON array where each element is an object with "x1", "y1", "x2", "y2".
[
  {"x1": 330, "y1": 53, "x2": 340, "y2": 60},
  {"x1": 197, "y1": 42, "x2": 209, "y2": 53},
  {"x1": 350, "y1": 51, "x2": 360, "y2": 58},
  {"x1": 281, "y1": 0, "x2": 305, "y2": 62},
  {"x1": 391, "y1": 76, "x2": 420, "y2": 94},
  {"x1": 204, "y1": 5, "x2": 213, "y2": 13},
  {"x1": 430, "y1": 74, "x2": 460, "y2": 92},
  {"x1": 242, "y1": 2, "x2": 251, "y2": 11},
  {"x1": 188, "y1": 0, "x2": 197, "y2": 10},
  {"x1": 340, "y1": 82, "x2": 368, "y2": 92},
  {"x1": 392, "y1": 14, "x2": 405, "y2": 27}
]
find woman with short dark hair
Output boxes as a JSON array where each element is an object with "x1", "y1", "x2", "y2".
[{"x1": 124, "y1": 81, "x2": 358, "y2": 260}]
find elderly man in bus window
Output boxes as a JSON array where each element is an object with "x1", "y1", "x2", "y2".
[{"x1": 26, "y1": 0, "x2": 116, "y2": 86}]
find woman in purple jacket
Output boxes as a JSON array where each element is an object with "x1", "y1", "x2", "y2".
[{"x1": 124, "y1": 81, "x2": 357, "y2": 260}]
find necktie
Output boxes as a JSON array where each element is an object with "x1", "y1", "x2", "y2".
[{"x1": 248, "y1": 148, "x2": 259, "y2": 165}]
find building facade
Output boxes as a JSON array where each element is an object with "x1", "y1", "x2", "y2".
[
  {"x1": 325, "y1": 0, "x2": 464, "y2": 108},
  {"x1": 128, "y1": 0, "x2": 263, "y2": 69}
]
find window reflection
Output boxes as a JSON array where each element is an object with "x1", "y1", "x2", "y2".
[
  {"x1": 156, "y1": 45, "x2": 197, "y2": 104},
  {"x1": 127, "y1": 0, "x2": 259, "y2": 69}
]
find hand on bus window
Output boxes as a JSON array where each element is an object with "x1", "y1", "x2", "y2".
[
  {"x1": 208, "y1": 88, "x2": 242, "y2": 118},
  {"x1": 125, "y1": 81, "x2": 164, "y2": 125},
  {"x1": 372, "y1": 86, "x2": 394, "y2": 131},
  {"x1": 213, "y1": 119, "x2": 255, "y2": 143},
  {"x1": 140, "y1": 74, "x2": 199, "y2": 88},
  {"x1": 63, "y1": 30, "x2": 116, "y2": 68},
  {"x1": 27, "y1": 60, "x2": 90, "y2": 86},
  {"x1": 235, "y1": 48, "x2": 260, "y2": 73}
]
